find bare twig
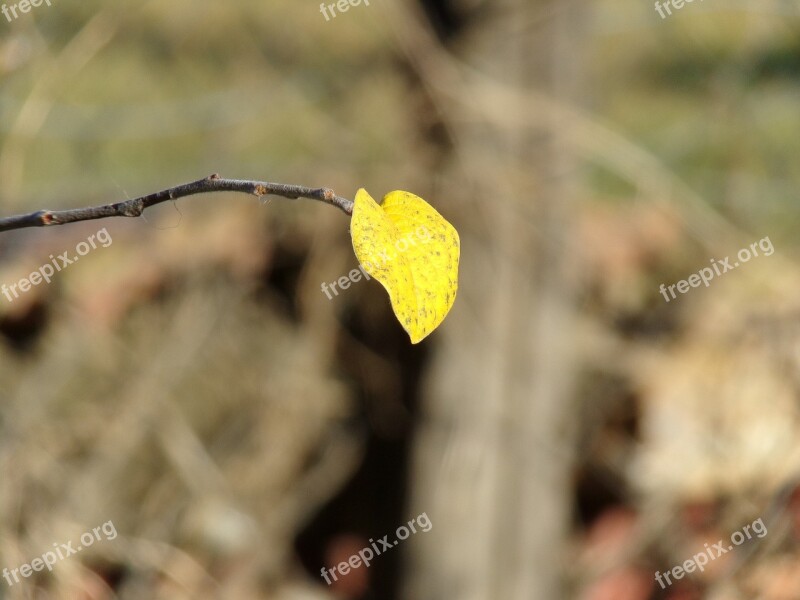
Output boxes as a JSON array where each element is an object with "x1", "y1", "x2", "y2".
[{"x1": 0, "y1": 174, "x2": 354, "y2": 233}]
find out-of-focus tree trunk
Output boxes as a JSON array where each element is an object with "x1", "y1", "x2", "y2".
[{"x1": 405, "y1": 1, "x2": 585, "y2": 598}]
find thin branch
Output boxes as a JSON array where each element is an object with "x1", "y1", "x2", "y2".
[{"x1": 0, "y1": 173, "x2": 354, "y2": 233}]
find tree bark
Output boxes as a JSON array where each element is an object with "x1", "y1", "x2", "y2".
[{"x1": 406, "y1": 1, "x2": 585, "y2": 598}]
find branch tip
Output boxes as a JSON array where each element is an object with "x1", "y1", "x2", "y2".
[{"x1": 0, "y1": 175, "x2": 353, "y2": 233}]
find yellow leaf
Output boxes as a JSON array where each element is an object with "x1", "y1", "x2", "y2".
[{"x1": 350, "y1": 188, "x2": 460, "y2": 344}]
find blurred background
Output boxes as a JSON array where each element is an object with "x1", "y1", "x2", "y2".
[{"x1": 1, "y1": 0, "x2": 800, "y2": 598}]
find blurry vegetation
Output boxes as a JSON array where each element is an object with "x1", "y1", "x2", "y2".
[{"x1": 1, "y1": 0, "x2": 800, "y2": 598}]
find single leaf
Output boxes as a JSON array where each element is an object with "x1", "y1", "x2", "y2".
[{"x1": 350, "y1": 188, "x2": 460, "y2": 343}]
